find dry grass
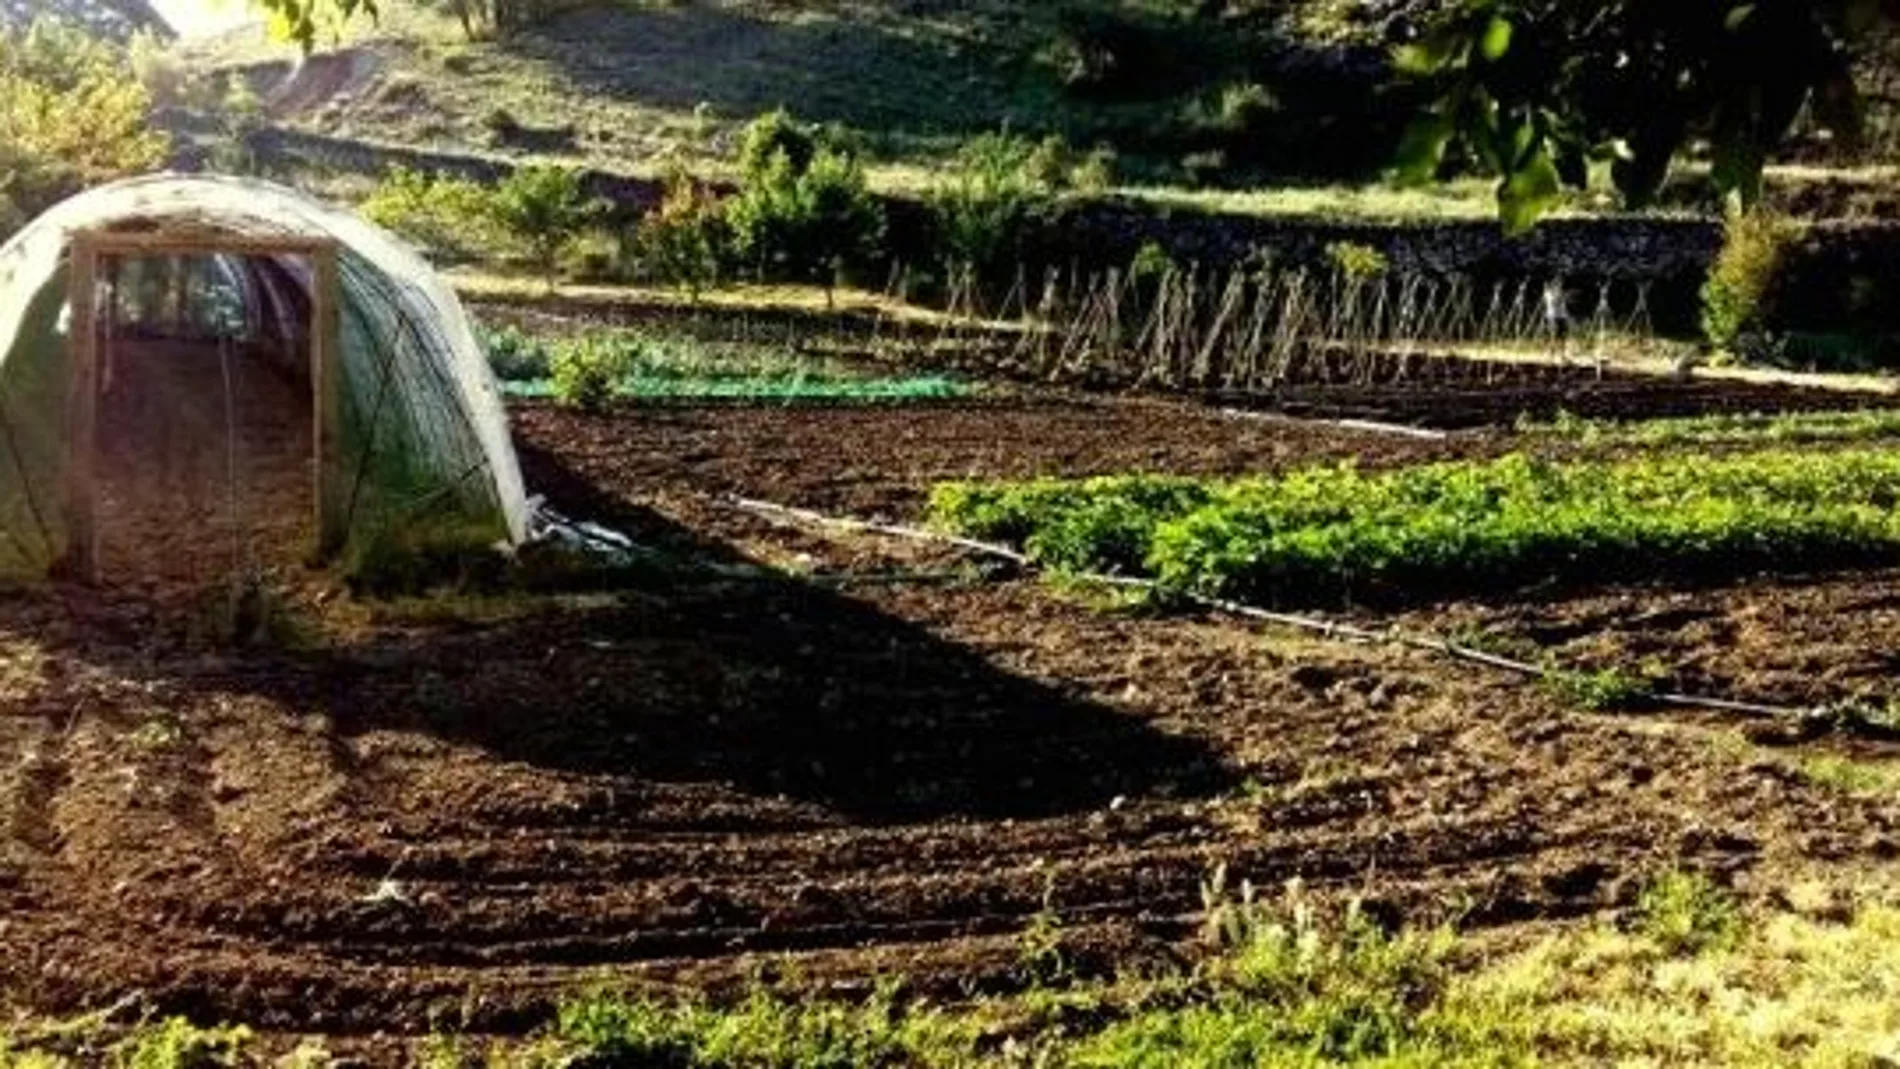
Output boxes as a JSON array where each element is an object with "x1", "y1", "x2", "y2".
[{"x1": 1461, "y1": 898, "x2": 1900, "y2": 1066}]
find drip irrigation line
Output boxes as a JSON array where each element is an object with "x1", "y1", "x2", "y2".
[
  {"x1": 1213, "y1": 408, "x2": 1452, "y2": 441},
  {"x1": 724, "y1": 494, "x2": 1820, "y2": 725}
]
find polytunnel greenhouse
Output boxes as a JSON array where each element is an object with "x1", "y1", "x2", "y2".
[{"x1": 0, "y1": 173, "x2": 528, "y2": 582}]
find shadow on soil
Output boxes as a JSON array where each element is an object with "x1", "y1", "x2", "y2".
[{"x1": 8, "y1": 441, "x2": 1234, "y2": 825}]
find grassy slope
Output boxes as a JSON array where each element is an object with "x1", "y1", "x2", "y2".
[
  {"x1": 179, "y1": 0, "x2": 1541, "y2": 221},
  {"x1": 178, "y1": 0, "x2": 1900, "y2": 225}
]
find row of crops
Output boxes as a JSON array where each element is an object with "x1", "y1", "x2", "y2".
[
  {"x1": 930, "y1": 449, "x2": 1900, "y2": 606},
  {"x1": 1523, "y1": 407, "x2": 1900, "y2": 446},
  {"x1": 480, "y1": 325, "x2": 970, "y2": 404}
]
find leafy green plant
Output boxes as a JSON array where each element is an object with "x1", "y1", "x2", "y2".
[
  {"x1": 554, "y1": 991, "x2": 696, "y2": 1065},
  {"x1": 552, "y1": 983, "x2": 960, "y2": 1068},
  {"x1": 1323, "y1": 240, "x2": 1390, "y2": 280},
  {"x1": 932, "y1": 450, "x2": 1900, "y2": 607},
  {"x1": 477, "y1": 324, "x2": 552, "y2": 381},
  {"x1": 1129, "y1": 240, "x2": 1175, "y2": 282},
  {"x1": 1634, "y1": 869, "x2": 1742, "y2": 956},
  {"x1": 549, "y1": 335, "x2": 631, "y2": 412},
  {"x1": 1543, "y1": 665, "x2": 1652, "y2": 712},
  {"x1": 1701, "y1": 208, "x2": 1797, "y2": 356},
  {"x1": 489, "y1": 165, "x2": 608, "y2": 289},
  {"x1": 109, "y1": 1018, "x2": 249, "y2": 1069},
  {"x1": 1018, "y1": 873, "x2": 1069, "y2": 986},
  {"x1": 1521, "y1": 407, "x2": 1900, "y2": 448}
]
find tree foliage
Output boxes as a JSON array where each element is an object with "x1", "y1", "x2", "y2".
[
  {"x1": 246, "y1": 0, "x2": 378, "y2": 51},
  {"x1": 635, "y1": 166, "x2": 729, "y2": 301},
  {"x1": 489, "y1": 165, "x2": 606, "y2": 288},
  {"x1": 0, "y1": 20, "x2": 167, "y2": 229},
  {"x1": 727, "y1": 113, "x2": 883, "y2": 300},
  {"x1": 926, "y1": 133, "x2": 1069, "y2": 291},
  {"x1": 1395, "y1": 0, "x2": 1900, "y2": 231},
  {"x1": 245, "y1": 0, "x2": 578, "y2": 47}
]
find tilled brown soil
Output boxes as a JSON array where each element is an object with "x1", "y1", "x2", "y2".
[{"x1": 3, "y1": 397, "x2": 1900, "y2": 1044}]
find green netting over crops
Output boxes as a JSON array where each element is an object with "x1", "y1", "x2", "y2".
[{"x1": 0, "y1": 174, "x2": 528, "y2": 577}]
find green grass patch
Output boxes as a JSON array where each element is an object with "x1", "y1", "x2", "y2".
[
  {"x1": 1523, "y1": 407, "x2": 1900, "y2": 447},
  {"x1": 930, "y1": 450, "x2": 1900, "y2": 606},
  {"x1": 502, "y1": 374, "x2": 969, "y2": 402}
]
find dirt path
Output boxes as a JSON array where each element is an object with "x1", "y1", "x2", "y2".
[{"x1": 2, "y1": 398, "x2": 1897, "y2": 1040}]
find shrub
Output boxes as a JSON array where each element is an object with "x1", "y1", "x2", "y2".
[
  {"x1": 0, "y1": 19, "x2": 167, "y2": 226},
  {"x1": 478, "y1": 324, "x2": 552, "y2": 381},
  {"x1": 1073, "y1": 144, "x2": 1118, "y2": 193},
  {"x1": 637, "y1": 166, "x2": 730, "y2": 300},
  {"x1": 1701, "y1": 207, "x2": 1796, "y2": 355},
  {"x1": 361, "y1": 166, "x2": 506, "y2": 262},
  {"x1": 1130, "y1": 240, "x2": 1175, "y2": 282},
  {"x1": 728, "y1": 114, "x2": 883, "y2": 300},
  {"x1": 1635, "y1": 869, "x2": 1742, "y2": 956},
  {"x1": 926, "y1": 131, "x2": 1068, "y2": 294},
  {"x1": 549, "y1": 336, "x2": 629, "y2": 412},
  {"x1": 1324, "y1": 240, "x2": 1389, "y2": 280},
  {"x1": 738, "y1": 108, "x2": 820, "y2": 184},
  {"x1": 490, "y1": 164, "x2": 608, "y2": 288},
  {"x1": 110, "y1": 1017, "x2": 251, "y2": 1069}
]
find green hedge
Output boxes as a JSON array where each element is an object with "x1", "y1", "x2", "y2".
[{"x1": 929, "y1": 451, "x2": 1900, "y2": 605}]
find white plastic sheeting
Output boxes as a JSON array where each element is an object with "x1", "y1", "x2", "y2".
[{"x1": 0, "y1": 173, "x2": 528, "y2": 575}]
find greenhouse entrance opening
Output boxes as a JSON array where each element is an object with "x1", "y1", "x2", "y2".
[{"x1": 65, "y1": 231, "x2": 342, "y2": 588}]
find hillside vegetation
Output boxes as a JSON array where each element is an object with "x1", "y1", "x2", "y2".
[{"x1": 185, "y1": 0, "x2": 1439, "y2": 190}]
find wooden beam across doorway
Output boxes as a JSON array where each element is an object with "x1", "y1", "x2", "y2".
[{"x1": 62, "y1": 228, "x2": 345, "y2": 582}]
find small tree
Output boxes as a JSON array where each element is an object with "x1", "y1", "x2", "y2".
[
  {"x1": 738, "y1": 108, "x2": 819, "y2": 183},
  {"x1": 1701, "y1": 207, "x2": 1796, "y2": 358},
  {"x1": 727, "y1": 113, "x2": 883, "y2": 306},
  {"x1": 0, "y1": 19, "x2": 166, "y2": 227},
  {"x1": 926, "y1": 132, "x2": 1067, "y2": 303},
  {"x1": 489, "y1": 165, "x2": 606, "y2": 290},
  {"x1": 636, "y1": 166, "x2": 729, "y2": 302},
  {"x1": 361, "y1": 166, "x2": 506, "y2": 262}
]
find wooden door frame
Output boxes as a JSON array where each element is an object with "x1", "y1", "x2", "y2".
[{"x1": 63, "y1": 229, "x2": 343, "y2": 582}]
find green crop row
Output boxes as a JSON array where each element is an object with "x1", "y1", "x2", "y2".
[
  {"x1": 501, "y1": 375, "x2": 968, "y2": 402},
  {"x1": 481, "y1": 324, "x2": 972, "y2": 406},
  {"x1": 1522, "y1": 407, "x2": 1900, "y2": 447},
  {"x1": 929, "y1": 450, "x2": 1900, "y2": 605}
]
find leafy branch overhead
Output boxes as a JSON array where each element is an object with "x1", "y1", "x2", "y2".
[
  {"x1": 246, "y1": 0, "x2": 378, "y2": 51},
  {"x1": 1394, "y1": 0, "x2": 1899, "y2": 232}
]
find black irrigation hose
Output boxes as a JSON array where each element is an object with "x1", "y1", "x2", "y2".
[{"x1": 724, "y1": 494, "x2": 1824, "y2": 727}]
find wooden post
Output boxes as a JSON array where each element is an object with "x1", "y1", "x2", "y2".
[
  {"x1": 310, "y1": 246, "x2": 345, "y2": 560},
  {"x1": 64, "y1": 239, "x2": 100, "y2": 583}
]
